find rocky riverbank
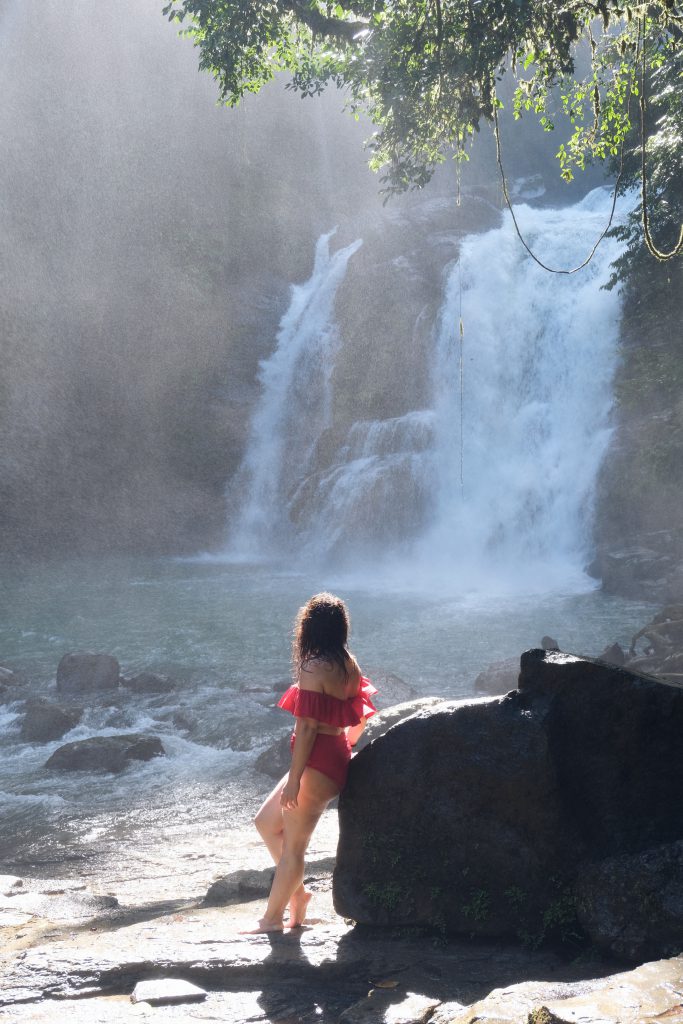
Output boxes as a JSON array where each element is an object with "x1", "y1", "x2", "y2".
[{"x1": 2, "y1": 836, "x2": 682, "y2": 1024}]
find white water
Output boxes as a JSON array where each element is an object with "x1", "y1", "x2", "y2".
[
  {"x1": 418, "y1": 188, "x2": 628, "y2": 593},
  {"x1": 224, "y1": 189, "x2": 628, "y2": 594},
  {"x1": 227, "y1": 229, "x2": 363, "y2": 558}
]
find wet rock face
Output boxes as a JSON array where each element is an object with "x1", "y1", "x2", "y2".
[
  {"x1": 20, "y1": 699, "x2": 83, "y2": 742},
  {"x1": 576, "y1": 841, "x2": 683, "y2": 962},
  {"x1": 45, "y1": 734, "x2": 164, "y2": 773},
  {"x1": 354, "y1": 697, "x2": 447, "y2": 752},
  {"x1": 56, "y1": 653, "x2": 120, "y2": 695},
  {"x1": 334, "y1": 650, "x2": 683, "y2": 959},
  {"x1": 518, "y1": 650, "x2": 683, "y2": 857}
]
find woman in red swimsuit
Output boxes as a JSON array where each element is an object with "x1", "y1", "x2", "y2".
[{"x1": 243, "y1": 592, "x2": 377, "y2": 933}]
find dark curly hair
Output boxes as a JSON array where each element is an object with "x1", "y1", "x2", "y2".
[{"x1": 292, "y1": 592, "x2": 350, "y2": 677}]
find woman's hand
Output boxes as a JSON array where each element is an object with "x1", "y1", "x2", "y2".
[{"x1": 280, "y1": 776, "x2": 300, "y2": 810}]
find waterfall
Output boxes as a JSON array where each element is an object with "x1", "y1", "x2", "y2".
[
  {"x1": 225, "y1": 189, "x2": 627, "y2": 593},
  {"x1": 419, "y1": 187, "x2": 626, "y2": 592},
  {"x1": 227, "y1": 229, "x2": 362, "y2": 559}
]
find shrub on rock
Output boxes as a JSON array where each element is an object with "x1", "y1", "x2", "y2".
[
  {"x1": 56, "y1": 653, "x2": 120, "y2": 695},
  {"x1": 45, "y1": 734, "x2": 164, "y2": 772}
]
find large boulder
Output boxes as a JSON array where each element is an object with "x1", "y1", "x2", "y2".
[
  {"x1": 56, "y1": 653, "x2": 120, "y2": 695},
  {"x1": 575, "y1": 841, "x2": 683, "y2": 962},
  {"x1": 20, "y1": 699, "x2": 83, "y2": 742},
  {"x1": 334, "y1": 650, "x2": 683, "y2": 958},
  {"x1": 354, "y1": 697, "x2": 446, "y2": 751},
  {"x1": 45, "y1": 734, "x2": 164, "y2": 772}
]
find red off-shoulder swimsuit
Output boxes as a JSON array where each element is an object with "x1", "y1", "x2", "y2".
[{"x1": 278, "y1": 676, "x2": 378, "y2": 791}]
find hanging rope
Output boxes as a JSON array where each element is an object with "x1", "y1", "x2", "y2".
[
  {"x1": 492, "y1": 97, "x2": 627, "y2": 274},
  {"x1": 638, "y1": 16, "x2": 683, "y2": 262},
  {"x1": 458, "y1": 253, "x2": 464, "y2": 494}
]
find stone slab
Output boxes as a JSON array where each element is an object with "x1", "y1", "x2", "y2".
[
  {"x1": 530, "y1": 955, "x2": 683, "y2": 1024},
  {"x1": 130, "y1": 978, "x2": 207, "y2": 1005}
]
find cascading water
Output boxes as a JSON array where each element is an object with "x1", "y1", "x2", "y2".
[
  {"x1": 227, "y1": 229, "x2": 362, "y2": 559},
  {"x1": 226, "y1": 188, "x2": 628, "y2": 592},
  {"x1": 419, "y1": 188, "x2": 627, "y2": 592}
]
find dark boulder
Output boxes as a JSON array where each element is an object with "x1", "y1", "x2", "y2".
[
  {"x1": 355, "y1": 697, "x2": 446, "y2": 751},
  {"x1": 45, "y1": 734, "x2": 164, "y2": 772},
  {"x1": 473, "y1": 656, "x2": 519, "y2": 696},
  {"x1": 365, "y1": 671, "x2": 417, "y2": 708},
  {"x1": 20, "y1": 699, "x2": 83, "y2": 742},
  {"x1": 596, "y1": 642, "x2": 626, "y2": 666},
  {"x1": 121, "y1": 672, "x2": 176, "y2": 695},
  {"x1": 56, "y1": 653, "x2": 120, "y2": 695},
  {"x1": 254, "y1": 732, "x2": 291, "y2": 780},
  {"x1": 0, "y1": 665, "x2": 20, "y2": 703},
  {"x1": 576, "y1": 841, "x2": 683, "y2": 962},
  {"x1": 334, "y1": 650, "x2": 683, "y2": 958},
  {"x1": 0, "y1": 665, "x2": 18, "y2": 686}
]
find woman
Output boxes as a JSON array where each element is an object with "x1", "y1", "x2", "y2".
[{"x1": 243, "y1": 592, "x2": 377, "y2": 933}]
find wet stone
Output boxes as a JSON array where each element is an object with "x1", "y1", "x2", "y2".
[
  {"x1": 340, "y1": 990, "x2": 442, "y2": 1024},
  {"x1": 131, "y1": 978, "x2": 207, "y2": 1005}
]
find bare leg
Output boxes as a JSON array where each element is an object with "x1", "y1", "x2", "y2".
[
  {"x1": 253, "y1": 775, "x2": 308, "y2": 924},
  {"x1": 242, "y1": 767, "x2": 339, "y2": 933}
]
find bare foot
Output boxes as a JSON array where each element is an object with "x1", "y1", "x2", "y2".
[
  {"x1": 288, "y1": 889, "x2": 313, "y2": 928},
  {"x1": 238, "y1": 917, "x2": 284, "y2": 934}
]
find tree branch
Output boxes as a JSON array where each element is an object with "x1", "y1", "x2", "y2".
[{"x1": 283, "y1": 0, "x2": 368, "y2": 41}]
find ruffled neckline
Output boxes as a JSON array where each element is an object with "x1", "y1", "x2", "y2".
[{"x1": 277, "y1": 676, "x2": 378, "y2": 728}]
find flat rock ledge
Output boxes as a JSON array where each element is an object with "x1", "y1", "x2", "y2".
[{"x1": 1, "y1": 876, "x2": 681, "y2": 1024}]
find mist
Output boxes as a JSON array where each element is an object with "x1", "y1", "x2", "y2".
[{"x1": 0, "y1": 0, "x2": 611, "y2": 560}]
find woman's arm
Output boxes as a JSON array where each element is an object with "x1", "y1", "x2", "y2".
[{"x1": 281, "y1": 716, "x2": 318, "y2": 809}]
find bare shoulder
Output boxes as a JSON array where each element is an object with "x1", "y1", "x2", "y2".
[
  {"x1": 298, "y1": 657, "x2": 330, "y2": 692},
  {"x1": 345, "y1": 652, "x2": 362, "y2": 693}
]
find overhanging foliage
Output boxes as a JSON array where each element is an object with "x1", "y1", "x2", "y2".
[{"x1": 163, "y1": 1, "x2": 682, "y2": 261}]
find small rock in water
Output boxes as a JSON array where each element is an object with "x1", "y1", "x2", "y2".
[
  {"x1": 0, "y1": 875, "x2": 23, "y2": 896},
  {"x1": 254, "y1": 732, "x2": 292, "y2": 779},
  {"x1": 131, "y1": 979, "x2": 207, "y2": 1005},
  {"x1": 121, "y1": 672, "x2": 176, "y2": 694},
  {"x1": 596, "y1": 641, "x2": 626, "y2": 666},
  {"x1": 20, "y1": 699, "x2": 83, "y2": 742},
  {"x1": 365, "y1": 671, "x2": 417, "y2": 708},
  {"x1": 56, "y1": 652, "x2": 120, "y2": 695},
  {"x1": 45, "y1": 734, "x2": 165, "y2": 772},
  {"x1": 541, "y1": 635, "x2": 560, "y2": 651},
  {"x1": 473, "y1": 655, "x2": 520, "y2": 695}
]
